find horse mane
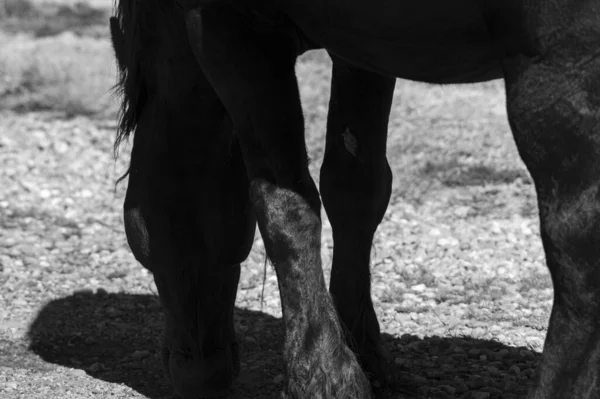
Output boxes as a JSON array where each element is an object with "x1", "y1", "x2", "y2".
[{"x1": 111, "y1": 0, "x2": 147, "y2": 157}]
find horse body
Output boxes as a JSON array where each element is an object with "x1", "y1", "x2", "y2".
[
  {"x1": 112, "y1": 0, "x2": 600, "y2": 398},
  {"x1": 282, "y1": 0, "x2": 503, "y2": 82}
]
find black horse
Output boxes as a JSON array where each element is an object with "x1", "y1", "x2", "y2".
[{"x1": 110, "y1": 0, "x2": 600, "y2": 398}]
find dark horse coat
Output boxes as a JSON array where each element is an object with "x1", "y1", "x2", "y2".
[{"x1": 110, "y1": 0, "x2": 600, "y2": 398}]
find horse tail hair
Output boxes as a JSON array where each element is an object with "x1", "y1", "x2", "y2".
[{"x1": 111, "y1": 0, "x2": 147, "y2": 158}]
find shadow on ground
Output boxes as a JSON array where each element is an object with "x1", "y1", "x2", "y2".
[
  {"x1": 27, "y1": 291, "x2": 285, "y2": 399},
  {"x1": 27, "y1": 292, "x2": 540, "y2": 398}
]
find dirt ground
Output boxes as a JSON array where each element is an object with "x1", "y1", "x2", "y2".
[{"x1": 0, "y1": 1, "x2": 551, "y2": 398}]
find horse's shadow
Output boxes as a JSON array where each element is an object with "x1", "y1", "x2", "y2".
[{"x1": 28, "y1": 291, "x2": 539, "y2": 398}]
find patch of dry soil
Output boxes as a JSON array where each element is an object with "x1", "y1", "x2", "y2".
[{"x1": 0, "y1": 73, "x2": 550, "y2": 398}]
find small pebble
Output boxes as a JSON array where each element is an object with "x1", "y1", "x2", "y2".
[
  {"x1": 411, "y1": 283, "x2": 427, "y2": 292},
  {"x1": 70, "y1": 369, "x2": 86, "y2": 377}
]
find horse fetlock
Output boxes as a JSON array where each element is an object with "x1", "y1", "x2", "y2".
[
  {"x1": 284, "y1": 341, "x2": 371, "y2": 399},
  {"x1": 159, "y1": 290, "x2": 239, "y2": 398},
  {"x1": 165, "y1": 343, "x2": 236, "y2": 398},
  {"x1": 528, "y1": 306, "x2": 600, "y2": 399},
  {"x1": 357, "y1": 337, "x2": 395, "y2": 390},
  {"x1": 281, "y1": 306, "x2": 371, "y2": 399},
  {"x1": 337, "y1": 306, "x2": 394, "y2": 391}
]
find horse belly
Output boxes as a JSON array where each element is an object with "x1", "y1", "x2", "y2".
[{"x1": 284, "y1": 0, "x2": 502, "y2": 83}]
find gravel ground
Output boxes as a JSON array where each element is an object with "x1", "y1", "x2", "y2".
[{"x1": 0, "y1": 3, "x2": 551, "y2": 398}]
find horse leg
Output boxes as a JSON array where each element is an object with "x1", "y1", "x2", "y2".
[
  {"x1": 184, "y1": 6, "x2": 371, "y2": 398},
  {"x1": 499, "y1": 3, "x2": 600, "y2": 397},
  {"x1": 319, "y1": 60, "x2": 396, "y2": 389},
  {"x1": 123, "y1": 96, "x2": 255, "y2": 398}
]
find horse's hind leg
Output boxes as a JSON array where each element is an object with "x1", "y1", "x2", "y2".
[
  {"x1": 500, "y1": 3, "x2": 600, "y2": 397},
  {"x1": 123, "y1": 94, "x2": 255, "y2": 398},
  {"x1": 319, "y1": 60, "x2": 396, "y2": 389}
]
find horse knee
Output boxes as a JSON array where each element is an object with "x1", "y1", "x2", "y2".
[
  {"x1": 217, "y1": 142, "x2": 256, "y2": 265},
  {"x1": 320, "y1": 141, "x2": 392, "y2": 232},
  {"x1": 250, "y1": 177, "x2": 322, "y2": 258},
  {"x1": 124, "y1": 204, "x2": 151, "y2": 269},
  {"x1": 220, "y1": 208, "x2": 255, "y2": 265}
]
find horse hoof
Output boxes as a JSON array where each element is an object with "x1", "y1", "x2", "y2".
[
  {"x1": 359, "y1": 341, "x2": 395, "y2": 391},
  {"x1": 231, "y1": 341, "x2": 241, "y2": 377}
]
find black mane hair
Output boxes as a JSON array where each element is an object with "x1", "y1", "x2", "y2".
[{"x1": 111, "y1": 0, "x2": 147, "y2": 157}]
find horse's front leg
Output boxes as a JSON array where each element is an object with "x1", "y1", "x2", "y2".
[
  {"x1": 184, "y1": 5, "x2": 371, "y2": 399},
  {"x1": 320, "y1": 60, "x2": 396, "y2": 391}
]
